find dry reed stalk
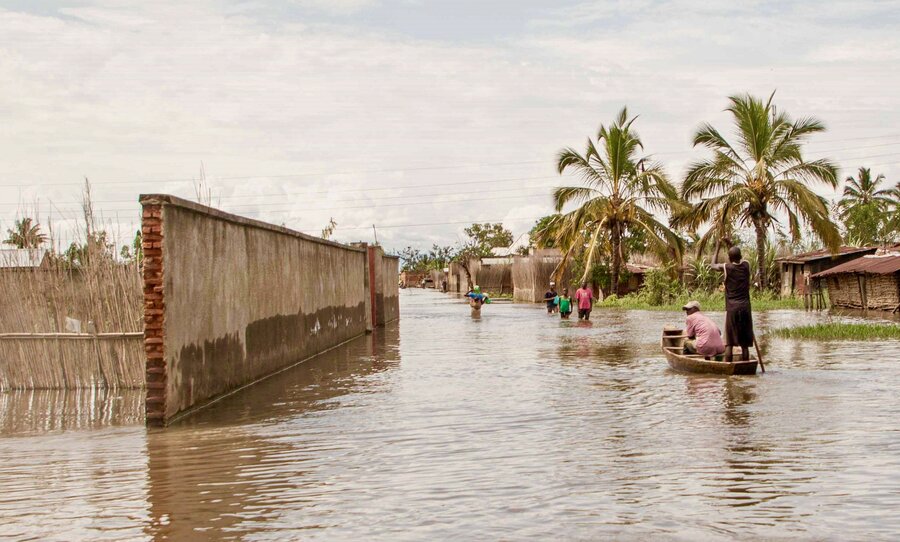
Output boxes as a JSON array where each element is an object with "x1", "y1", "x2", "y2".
[{"x1": 0, "y1": 180, "x2": 144, "y2": 389}]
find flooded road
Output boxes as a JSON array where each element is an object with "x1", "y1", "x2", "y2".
[{"x1": 1, "y1": 289, "x2": 899, "y2": 540}]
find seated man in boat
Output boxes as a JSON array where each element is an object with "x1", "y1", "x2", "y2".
[{"x1": 682, "y1": 301, "x2": 725, "y2": 359}]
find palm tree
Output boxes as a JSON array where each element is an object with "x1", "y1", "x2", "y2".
[
  {"x1": 838, "y1": 167, "x2": 891, "y2": 215},
  {"x1": 837, "y1": 167, "x2": 893, "y2": 245},
  {"x1": 4, "y1": 217, "x2": 48, "y2": 249},
  {"x1": 682, "y1": 92, "x2": 841, "y2": 290},
  {"x1": 550, "y1": 107, "x2": 683, "y2": 296}
]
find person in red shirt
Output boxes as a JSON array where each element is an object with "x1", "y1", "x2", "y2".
[{"x1": 574, "y1": 282, "x2": 594, "y2": 320}]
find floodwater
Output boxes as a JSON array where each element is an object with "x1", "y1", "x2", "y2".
[{"x1": 1, "y1": 290, "x2": 899, "y2": 541}]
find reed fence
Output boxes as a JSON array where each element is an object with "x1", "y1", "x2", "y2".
[{"x1": 0, "y1": 332, "x2": 144, "y2": 390}]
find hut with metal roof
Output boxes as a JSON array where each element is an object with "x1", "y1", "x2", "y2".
[
  {"x1": 776, "y1": 246, "x2": 877, "y2": 298},
  {"x1": 812, "y1": 252, "x2": 900, "y2": 312}
]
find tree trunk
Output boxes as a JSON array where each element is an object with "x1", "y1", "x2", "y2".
[
  {"x1": 610, "y1": 224, "x2": 622, "y2": 297},
  {"x1": 753, "y1": 219, "x2": 767, "y2": 291}
]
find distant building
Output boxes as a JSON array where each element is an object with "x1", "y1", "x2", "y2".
[
  {"x1": 619, "y1": 263, "x2": 652, "y2": 296},
  {"x1": 812, "y1": 251, "x2": 900, "y2": 312},
  {"x1": 776, "y1": 246, "x2": 877, "y2": 297},
  {"x1": 0, "y1": 248, "x2": 50, "y2": 271}
]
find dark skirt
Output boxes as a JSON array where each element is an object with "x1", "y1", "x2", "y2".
[{"x1": 725, "y1": 306, "x2": 754, "y2": 347}]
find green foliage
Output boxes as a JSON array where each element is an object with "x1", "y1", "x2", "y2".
[
  {"x1": 61, "y1": 230, "x2": 117, "y2": 269},
  {"x1": 838, "y1": 167, "x2": 896, "y2": 245},
  {"x1": 462, "y1": 223, "x2": 513, "y2": 257},
  {"x1": 597, "y1": 288, "x2": 802, "y2": 312},
  {"x1": 742, "y1": 240, "x2": 780, "y2": 292},
  {"x1": 549, "y1": 107, "x2": 683, "y2": 292},
  {"x1": 529, "y1": 214, "x2": 560, "y2": 249},
  {"x1": 399, "y1": 244, "x2": 454, "y2": 273},
  {"x1": 769, "y1": 322, "x2": 900, "y2": 341},
  {"x1": 119, "y1": 230, "x2": 143, "y2": 263},
  {"x1": 681, "y1": 92, "x2": 840, "y2": 290},
  {"x1": 638, "y1": 265, "x2": 684, "y2": 305},
  {"x1": 685, "y1": 257, "x2": 721, "y2": 291},
  {"x1": 4, "y1": 217, "x2": 47, "y2": 249}
]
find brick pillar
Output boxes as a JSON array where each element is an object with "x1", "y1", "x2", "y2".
[{"x1": 142, "y1": 203, "x2": 166, "y2": 426}]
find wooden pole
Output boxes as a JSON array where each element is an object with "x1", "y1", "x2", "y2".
[{"x1": 753, "y1": 336, "x2": 766, "y2": 374}]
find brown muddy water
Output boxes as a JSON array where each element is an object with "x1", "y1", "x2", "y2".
[{"x1": 1, "y1": 289, "x2": 899, "y2": 541}]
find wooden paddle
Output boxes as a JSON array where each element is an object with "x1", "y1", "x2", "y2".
[{"x1": 753, "y1": 337, "x2": 766, "y2": 373}]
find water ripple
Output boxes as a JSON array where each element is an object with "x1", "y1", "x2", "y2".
[{"x1": 1, "y1": 290, "x2": 899, "y2": 540}]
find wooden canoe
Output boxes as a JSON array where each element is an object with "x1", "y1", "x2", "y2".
[{"x1": 661, "y1": 328, "x2": 758, "y2": 376}]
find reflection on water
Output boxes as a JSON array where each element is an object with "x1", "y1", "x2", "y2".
[{"x1": 1, "y1": 291, "x2": 899, "y2": 540}]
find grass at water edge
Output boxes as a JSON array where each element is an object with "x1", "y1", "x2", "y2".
[{"x1": 767, "y1": 322, "x2": 900, "y2": 341}]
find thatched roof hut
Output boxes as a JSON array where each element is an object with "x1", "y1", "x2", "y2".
[{"x1": 812, "y1": 252, "x2": 900, "y2": 312}]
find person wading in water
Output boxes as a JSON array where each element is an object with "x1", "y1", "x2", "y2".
[
  {"x1": 713, "y1": 247, "x2": 754, "y2": 363},
  {"x1": 574, "y1": 282, "x2": 594, "y2": 321},
  {"x1": 544, "y1": 282, "x2": 558, "y2": 314}
]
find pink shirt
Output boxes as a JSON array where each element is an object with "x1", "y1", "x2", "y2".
[
  {"x1": 574, "y1": 287, "x2": 593, "y2": 310},
  {"x1": 685, "y1": 312, "x2": 725, "y2": 356}
]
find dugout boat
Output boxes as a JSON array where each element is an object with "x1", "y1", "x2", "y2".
[{"x1": 661, "y1": 327, "x2": 758, "y2": 376}]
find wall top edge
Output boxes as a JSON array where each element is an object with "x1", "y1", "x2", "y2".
[{"x1": 139, "y1": 194, "x2": 366, "y2": 253}]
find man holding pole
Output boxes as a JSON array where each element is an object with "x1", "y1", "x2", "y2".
[{"x1": 713, "y1": 247, "x2": 754, "y2": 363}]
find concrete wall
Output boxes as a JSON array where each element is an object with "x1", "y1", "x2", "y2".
[
  {"x1": 380, "y1": 254, "x2": 400, "y2": 324},
  {"x1": 142, "y1": 195, "x2": 389, "y2": 426}
]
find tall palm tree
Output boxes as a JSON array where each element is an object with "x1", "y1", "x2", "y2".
[
  {"x1": 4, "y1": 217, "x2": 48, "y2": 249},
  {"x1": 550, "y1": 107, "x2": 683, "y2": 296},
  {"x1": 682, "y1": 92, "x2": 841, "y2": 290},
  {"x1": 838, "y1": 167, "x2": 893, "y2": 245},
  {"x1": 838, "y1": 167, "x2": 891, "y2": 216}
]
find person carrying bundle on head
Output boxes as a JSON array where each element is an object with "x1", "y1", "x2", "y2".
[{"x1": 465, "y1": 285, "x2": 490, "y2": 310}]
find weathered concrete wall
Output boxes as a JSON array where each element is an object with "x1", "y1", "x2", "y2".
[
  {"x1": 380, "y1": 254, "x2": 400, "y2": 324},
  {"x1": 142, "y1": 195, "x2": 374, "y2": 425}
]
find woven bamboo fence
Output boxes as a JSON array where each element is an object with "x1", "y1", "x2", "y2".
[
  {"x1": 512, "y1": 252, "x2": 571, "y2": 302},
  {"x1": 0, "y1": 248, "x2": 144, "y2": 389},
  {"x1": 478, "y1": 263, "x2": 512, "y2": 295},
  {"x1": 0, "y1": 332, "x2": 144, "y2": 390},
  {"x1": 0, "y1": 387, "x2": 145, "y2": 433}
]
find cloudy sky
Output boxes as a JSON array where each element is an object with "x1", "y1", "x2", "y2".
[{"x1": 1, "y1": 0, "x2": 898, "y2": 253}]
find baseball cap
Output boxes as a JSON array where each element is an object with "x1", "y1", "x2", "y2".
[{"x1": 682, "y1": 300, "x2": 701, "y2": 311}]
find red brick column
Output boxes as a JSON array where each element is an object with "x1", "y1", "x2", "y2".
[{"x1": 142, "y1": 204, "x2": 166, "y2": 426}]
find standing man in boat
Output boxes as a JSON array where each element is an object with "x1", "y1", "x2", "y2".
[
  {"x1": 574, "y1": 282, "x2": 594, "y2": 321},
  {"x1": 681, "y1": 301, "x2": 725, "y2": 358},
  {"x1": 713, "y1": 247, "x2": 754, "y2": 363}
]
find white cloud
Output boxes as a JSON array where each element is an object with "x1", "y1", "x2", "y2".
[{"x1": 0, "y1": 1, "x2": 898, "y2": 252}]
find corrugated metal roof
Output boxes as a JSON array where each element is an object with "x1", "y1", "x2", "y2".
[
  {"x1": 626, "y1": 264, "x2": 653, "y2": 274},
  {"x1": 812, "y1": 253, "x2": 900, "y2": 277},
  {"x1": 0, "y1": 248, "x2": 48, "y2": 269},
  {"x1": 777, "y1": 246, "x2": 876, "y2": 264}
]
